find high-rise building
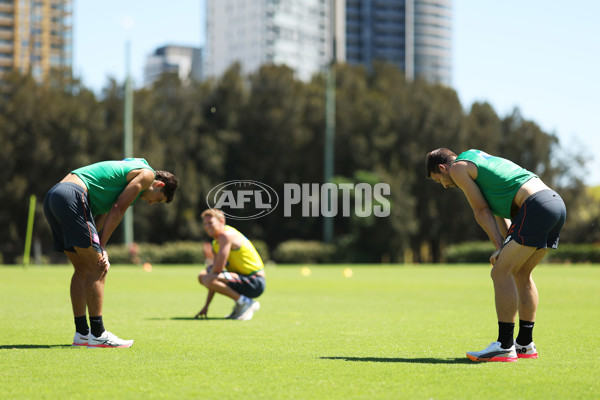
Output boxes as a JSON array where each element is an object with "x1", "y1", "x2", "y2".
[
  {"x1": 346, "y1": 0, "x2": 452, "y2": 85},
  {"x1": 205, "y1": 0, "x2": 451, "y2": 85},
  {"x1": 144, "y1": 45, "x2": 203, "y2": 87},
  {"x1": 205, "y1": 0, "x2": 342, "y2": 81},
  {"x1": 0, "y1": 0, "x2": 73, "y2": 82}
]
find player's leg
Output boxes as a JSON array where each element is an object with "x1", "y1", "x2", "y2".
[
  {"x1": 491, "y1": 240, "x2": 537, "y2": 324},
  {"x1": 68, "y1": 246, "x2": 133, "y2": 348},
  {"x1": 67, "y1": 250, "x2": 88, "y2": 318},
  {"x1": 512, "y1": 248, "x2": 547, "y2": 358},
  {"x1": 221, "y1": 273, "x2": 264, "y2": 321},
  {"x1": 199, "y1": 270, "x2": 240, "y2": 300},
  {"x1": 66, "y1": 247, "x2": 103, "y2": 346},
  {"x1": 513, "y1": 248, "x2": 546, "y2": 322},
  {"x1": 467, "y1": 241, "x2": 536, "y2": 362},
  {"x1": 66, "y1": 246, "x2": 107, "y2": 346},
  {"x1": 200, "y1": 271, "x2": 262, "y2": 320},
  {"x1": 70, "y1": 246, "x2": 107, "y2": 317},
  {"x1": 197, "y1": 268, "x2": 206, "y2": 284},
  {"x1": 43, "y1": 184, "x2": 92, "y2": 345},
  {"x1": 510, "y1": 190, "x2": 565, "y2": 358},
  {"x1": 199, "y1": 271, "x2": 247, "y2": 319},
  {"x1": 66, "y1": 250, "x2": 91, "y2": 346}
]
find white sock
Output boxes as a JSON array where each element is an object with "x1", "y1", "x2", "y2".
[{"x1": 236, "y1": 295, "x2": 250, "y2": 305}]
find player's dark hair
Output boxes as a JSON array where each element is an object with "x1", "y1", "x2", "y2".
[
  {"x1": 155, "y1": 171, "x2": 178, "y2": 203},
  {"x1": 425, "y1": 148, "x2": 458, "y2": 178}
]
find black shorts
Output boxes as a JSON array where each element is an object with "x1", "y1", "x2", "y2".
[
  {"x1": 223, "y1": 271, "x2": 266, "y2": 298},
  {"x1": 506, "y1": 190, "x2": 566, "y2": 249},
  {"x1": 43, "y1": 182, "x2": 102, "y2": 253}
]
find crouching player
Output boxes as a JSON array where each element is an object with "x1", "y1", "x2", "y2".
[{"x1": 194, "y1": 209, "x2": 265, "y2": 321}]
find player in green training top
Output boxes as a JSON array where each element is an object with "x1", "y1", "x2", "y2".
[
  {"x1": 194, "y1": 208, "x2": 265, "y2": 321},
  {"x1": 43, "y1": 158, "x2": 177, "y2": 348},
  {"x1": 426, "y1": 148, "x2": 566, "y2": 362}
]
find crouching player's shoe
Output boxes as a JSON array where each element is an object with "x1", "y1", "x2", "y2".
[
  {"x1": 237, "y1": 300, "x2": 260, "y2": 321},
  {"x1": 466, "y1": 341, "x2": 517, "y2": 362},
  {"x1": 87, "y1": 331, "x2": 134, "y2": 348},
  {"x1": 72, "y1": 332, "x2": 88, "y2": 347},
  {"x1": 225, "y1": 303, "x2": 245, "y2": 319},
  {"x1": 515, "y1": 341, "x2": 538, "y2": 358}
]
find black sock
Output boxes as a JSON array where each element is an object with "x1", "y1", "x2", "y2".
[
  {"x1": 74, "y1": 315, "x2": 89, "y2": 336},
  {"x1": 89, "y1": 315, "x2": 105, "y2": 337},
  {"x1": 516, "y1": 320, "x2": 535, "y2": 345},
  {"x1": 497, "y1": 321, "x2": 515, "y2": 349}
]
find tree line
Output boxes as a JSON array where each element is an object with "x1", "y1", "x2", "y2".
[{"x1": 1, "y1": 62, "x2": 597, "y2": 264}]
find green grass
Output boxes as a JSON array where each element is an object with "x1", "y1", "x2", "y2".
[{"x1": 1, "y1": 264, "x2": 599, "y2": 399}]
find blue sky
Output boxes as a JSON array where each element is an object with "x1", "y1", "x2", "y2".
[{"x1": 74, "y1": 0, "x2": 600, "y2": 185}]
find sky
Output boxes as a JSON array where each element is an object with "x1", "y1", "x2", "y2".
[{"x1": 74, "y1": 0, "x2": 600, "y2": 185}]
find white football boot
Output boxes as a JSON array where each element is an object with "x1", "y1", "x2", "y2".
[
  {"x1": 87, "y1": 331, "x2": 134, "y2": 348},
  {"x1": 466, "y1": 341, "x2": 517, "y2": 362},
  {"x1": 72, "y1": 332, "x2": 89, "y2": 347},
  {"x1": 514, "y1": 341, "x2": 538, "y2": 358}
]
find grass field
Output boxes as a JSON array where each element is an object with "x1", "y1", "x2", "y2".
[{"x1": 1, "y1": 264, "x2": 599, "y2": 399}]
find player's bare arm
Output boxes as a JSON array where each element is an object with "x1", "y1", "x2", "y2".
[
  {"x1": 95, "y1": 213, "x2": 107, "y2": 231},
  {"x1": 195, "y1": 290, "x2": 216, "y2": 319},
  {"x1": 212, "y1": 233, "x2": 233, "y2": 275},
  {"x1": 449, "y1": 161, "x2": 504, "y2": 250},
  {"x1": 495, "y1": 215, "x2": 510, "y2": 239},
  {"x1": 99, "y1": 169, "x2": 155, "y2": 247}
]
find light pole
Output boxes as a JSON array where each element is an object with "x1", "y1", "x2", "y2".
[
  {"x1": 123, "y1": 41, "x2": 134, "y2": 247},
  {"x1": 323, "y1": 0, "x2": 337, "y2": 243}
]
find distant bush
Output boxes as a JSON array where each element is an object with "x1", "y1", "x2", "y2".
[
  {"x1": 159, "y1": 242, "x2": 207, "y2": 264},
  {"x1": 106, "y1": 240, "x2": 270, "y2": 265},
  {"x1": 106, "y1": 242, "x2": 205, "y2": 265},
  {"x1": 14, "y1": 255, "x2": 50, "y2": 265},
  {"x1": 272, "y1": 240, "x2": 336, "y2": 264},
  {"x1": 103, "y1": 245, "x2": 132, "y2": 264},
  {"x1": 444, "y1": 241, "x2": 600, "y2": 264},
  {"x1": 251, "y1": 240, "x2": 270, "y2": 263},
  {"x1": 545, "y1": 243, "x2": 600, "y2": 263},
  {"x1": 444, "y1": 241, "x2": 496, "y2": 263}
]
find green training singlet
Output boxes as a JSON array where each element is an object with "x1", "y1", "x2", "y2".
[
  {"x1": 453, "y1": 149, "x2": 537, "y2": 218},
  {"x1": 72, "y1": 158, "x2": 155, "y2": 215}
]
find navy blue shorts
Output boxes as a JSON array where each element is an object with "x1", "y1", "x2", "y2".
[
  {"x1": 222, "y1": 271, "x2": 266, "y2": 298},
  {"x1": 43, "y1": 182, "x2": 102, "y2": 253},
  {"x1": 506, "y1": 190, "x2": 566, "y2": 249}
]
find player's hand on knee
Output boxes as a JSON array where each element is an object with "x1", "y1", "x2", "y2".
[
  {"x1": 98, "y1": 249, "x2": 110, "y2": 271},
  {"x1": 490, "y1": 248, "x2": 501, "y2": 265}
]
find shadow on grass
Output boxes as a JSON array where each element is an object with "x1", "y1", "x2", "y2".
[
  {"x1": 145, "y1": 317, "x2": 228, "y2": 321},
  {"x1": 0, "y1": 344, "x2": 73, "y2": 350},
  {"x1": 320, "y1": 356, "x2": 473, "y2": 364}
]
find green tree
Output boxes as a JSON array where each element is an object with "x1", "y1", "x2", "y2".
[{"x1": 0, "y1": 72, "x2": 105, "y2": 262}]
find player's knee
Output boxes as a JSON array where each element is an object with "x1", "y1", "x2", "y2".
[
  {"x1": 490, "y1": 264, "x2": 510, "y2": 281},
  {"x1": 513, "y1": 269, "x2": 532, "y2": 285},
  {"x1": 199, "y1": 271, "x2": 216, "y2": 287},
  {"x1": 490, "y1": 266, "x2": 500, "y2": 281}
]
